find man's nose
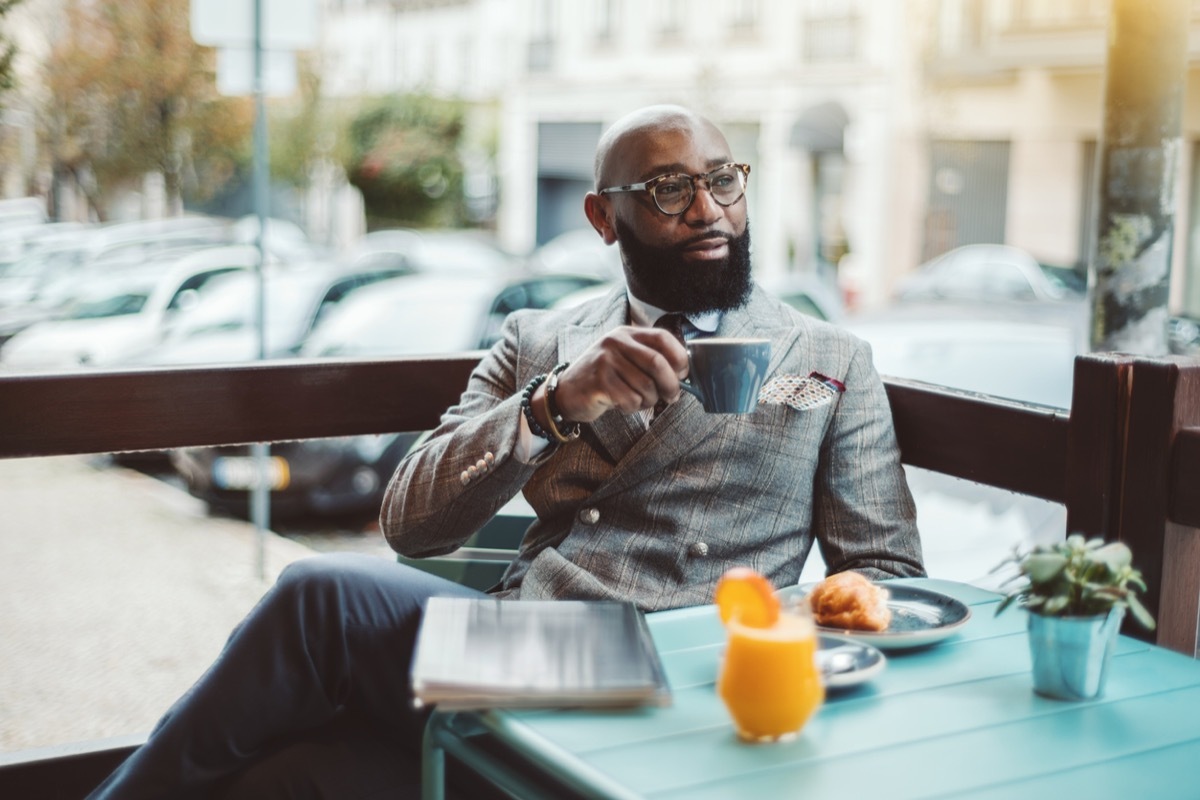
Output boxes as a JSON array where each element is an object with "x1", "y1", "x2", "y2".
[{"x1": 682, "y1": 182, "x2": 722, "y2": 224}]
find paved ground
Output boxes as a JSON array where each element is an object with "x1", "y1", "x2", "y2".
[{"x1": 0, "y1": 456, "x2": 393, "y2": 754}]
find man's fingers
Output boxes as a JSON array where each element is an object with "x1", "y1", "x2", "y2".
[
  {"x1": 625, "y1": 327, "x2": 690, "y2": 375},
  {"x1": 554, "y1": 326, "x2": 689, "y2": 419}
]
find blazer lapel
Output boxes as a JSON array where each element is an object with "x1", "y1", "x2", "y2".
[
  {"x1": 557, "y1": 289, "x2": 645, "y2": 464},
  {"x1": 585, "y1": 286, "x2": 804, "y2": 502},
  {"x1": 710, "y1": 289, "x2": 803, "y2": 380}
]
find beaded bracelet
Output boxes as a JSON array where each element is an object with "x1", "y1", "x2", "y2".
[
  {"x1": 542, "y1": 362, "x2": 581, "y2": 443},
  {"x1": 520, "y1": 372, "x2": 554, "y2": 441}
]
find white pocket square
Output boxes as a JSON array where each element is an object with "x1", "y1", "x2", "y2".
[{"x1": 759, "y1": 372, "x2": 846, "y2": 411}]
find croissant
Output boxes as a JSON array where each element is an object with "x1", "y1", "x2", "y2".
[{"x1": 808, "y1": 571, "x2": 892, "y2": 632}]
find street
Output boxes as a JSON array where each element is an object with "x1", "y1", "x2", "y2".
[{"x1": 0, "y1": 455, "x2": 390, "y2": 754}]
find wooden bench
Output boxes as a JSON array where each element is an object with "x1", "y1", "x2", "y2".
[{"x1": 1, "y1": 351, "x2": 1198, "y2": 795}]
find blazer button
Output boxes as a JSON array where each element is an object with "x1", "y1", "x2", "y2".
[
  {"x1": 459, "y1": 471, "x2": 471, "y2": 486},
  {"x1": 688, "y1": 542, "x2": 709, "y2": 558},
  {"x1": 578, "y1": 507, "x2": 600, "y2": 525}
]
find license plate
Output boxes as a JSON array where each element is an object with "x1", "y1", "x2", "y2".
[{"x1": 212, "y1": 455, "x2": 290, "y2": 491}]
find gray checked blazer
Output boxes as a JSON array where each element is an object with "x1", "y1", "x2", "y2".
[{"x1": 381, "y1": 283, "x2": 924, "y2": 611}]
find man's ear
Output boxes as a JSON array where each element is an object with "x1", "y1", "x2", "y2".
[{"x1": 584, "y1": 193, "x2": 618, "y2": 245}]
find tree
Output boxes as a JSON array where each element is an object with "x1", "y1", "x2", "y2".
[
  {"x1": 269, "y1": 54, "x2": 328, "y2": 190},
  {"x1": 37, "y1": 0, "x2": 253, "y2": 220},
  {"x1": 342, "y1": 93, "x2": 468, "y2": 229},
  {"x1": 0, "y1": 0, "x2": 21, "y2": 103}
]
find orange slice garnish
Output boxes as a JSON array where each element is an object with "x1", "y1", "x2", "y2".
[{"x1": 714, "y1": 567, "x2": 780, "y2": 628}]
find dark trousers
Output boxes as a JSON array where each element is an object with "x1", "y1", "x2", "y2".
[{"x1": 86, "y1": 553, "x2": 488, "y2": 800}]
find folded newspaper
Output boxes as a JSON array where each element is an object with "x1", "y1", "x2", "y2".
[{"x1": 411, "y1": 597, "x2": 673, "y2": 711}]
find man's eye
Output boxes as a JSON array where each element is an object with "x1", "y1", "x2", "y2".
[
  {"x1": 656, "y1": 181, "x2": 685, "y2": 197},
  {"x1": 711, "y1": 173, "x2": 736, "y2": 189}
]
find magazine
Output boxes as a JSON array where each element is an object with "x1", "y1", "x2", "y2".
[{"x1": 411, "y1": 596, "x2": 672, "y2": 711}]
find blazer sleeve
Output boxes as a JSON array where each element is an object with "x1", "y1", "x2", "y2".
[
  {"x1": 810, "y1": 339, "x2": 926, "y2": 580},
  {"x1": 378, "y1": 315, "x2": 552, "y2": 558}
]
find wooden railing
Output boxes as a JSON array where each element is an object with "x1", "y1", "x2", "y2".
[{"x1": 1, "y1": 350, "x2": 1198, "y2": 795}]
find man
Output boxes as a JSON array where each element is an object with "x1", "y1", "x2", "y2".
[{"x1": 88, "y1": 105, "x2": 923, "y2": 800}]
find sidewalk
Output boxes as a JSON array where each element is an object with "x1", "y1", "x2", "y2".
[{"x1": 0, "y1": 456, "x2": 328, "y2": 753}]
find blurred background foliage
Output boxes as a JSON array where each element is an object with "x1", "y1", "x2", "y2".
[
  {"x1": 341, "y1": 93, "x2": 468, "y2": 230},
  {"x1": 37, "y1": 0, "x2": 253, "y2": 219},
  {"x1": 12, "y1": 0, "x2": 468, "y2": 229},
  {"x1": 0, "y1": 0, "x2": 18, "y2": 99}
]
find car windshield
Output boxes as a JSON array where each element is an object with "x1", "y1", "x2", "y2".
[
  {"x1": 300, "y1": 279, "x2": 495, "y2": 358},
  {"x1": 171, "y1": 273, "x2": 317, "y2": 342},
  {"x1": 1038, "y1": 263, "x2": 1087, "y2": 295},
  {"x1": 66, "y1": 292, "x2": 151, "y2": 320},
  {"x1": 412, "y1": 234, "x2": 512, "y2": 274}
]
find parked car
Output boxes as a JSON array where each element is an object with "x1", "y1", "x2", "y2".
[
  {"x1": 0, "y1": 222, "x2": 90, "y2": 277},
  {"x1": 0, "y1": 246, "x2": 260, "y2": 371},
  {"x1": 127, "y1": 263, "x2": 416, "y2": 366},
  {"x1": 171, "y1": 271, "x2": 604, "y2": 519},
  {"x1": 0, "y1": 226, "x2": 100, "y2": 310},
  {"x1": 0, "y1": 197, "x2": 47, "y2": 229},
  {"x1": 347, "y1": 228, "x2": 522, "y2": 277},
  {"x1": 527, "y1": 228, "x2": 624, "y2": 281},
  {"x1": 895, "y1": 244, "x2": 1086, "y2": 305},
  {"x1": 0, "y1": 216, "x2": 233, "y2": 332},
  {"x1": 760, "y1": 272, "x2": 844, "y2": 321},
  {"x1": 477, "y1": 272, "x2": 606, "y2": 348}
]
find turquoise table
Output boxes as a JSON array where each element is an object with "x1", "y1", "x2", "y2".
[{"x1": 422, "y1": 579, "x2": 1200, "y2": 799}]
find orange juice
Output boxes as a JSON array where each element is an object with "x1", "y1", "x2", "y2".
[{"x1": 717, "y1": 609, "x2": 824, "y2": 742}]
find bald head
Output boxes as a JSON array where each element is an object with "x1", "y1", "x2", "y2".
[
  {"x1": 593, "y1": 105, "x2": 728, "y2": 191},
  {"x1": 582, "y1": 104, "x2": 751, "y2": 314}
]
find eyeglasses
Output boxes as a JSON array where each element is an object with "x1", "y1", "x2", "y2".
[{"x1": 598, "y1": 163, "x2": 750, "y2": 216}]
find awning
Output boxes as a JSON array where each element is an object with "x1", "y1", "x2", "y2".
[{"x1": 789, "y1": 101, "x2": 849, "y2": 152}]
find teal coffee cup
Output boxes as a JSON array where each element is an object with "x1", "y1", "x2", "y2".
[{"x1": 679, "y1": 337, "x2": 771, "y2": 414}]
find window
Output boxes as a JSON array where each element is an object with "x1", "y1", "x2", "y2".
[
  {"x1": 802, "y1": 0, "x2": 862, "y2": 63},
  {"x1": 528, "y1": 0, "x2": 556, "y2": 72},
  {"x1": 594, "y1": 0, "x2": 617, "y2": 44},
  {"x1": 657, "y1": 0, "x2": 684, "y2": 40},
  {"x1": 731, "y1": 0, "x2": 759, "y2": 32},
  {"x1": 1008, "y1": 0, "x2": 1108, "y2": 28}
]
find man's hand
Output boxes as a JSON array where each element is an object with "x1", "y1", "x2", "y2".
[{"x1": 534, "y1": 326, "x2": 689, "y2": 425}]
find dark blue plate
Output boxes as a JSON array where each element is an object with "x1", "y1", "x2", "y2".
[{"x1": 788, "y1": 583, "x2": 972, "y2": 651}]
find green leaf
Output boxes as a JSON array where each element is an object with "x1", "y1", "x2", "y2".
[
  {"x1": 1023, "y1": 552, "x2": 1068, "y2": 583},
  {"x1": 1042, "y1": 595, "x2": 1069, "y2": 615},
  {"x1": 1126, "y1": 594, "x2": 1157, "y2": 631},
  {"x1": 1091, "y1": 542, "x2": 1132, "y2": 571}
]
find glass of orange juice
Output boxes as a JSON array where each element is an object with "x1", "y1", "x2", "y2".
[{"x1": 716, "y1": 576, "x2": 824, "y2": 742}]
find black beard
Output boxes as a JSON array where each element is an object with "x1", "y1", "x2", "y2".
[{"x1": 615, "y1": 219, "x2": 754, "y2": 314}]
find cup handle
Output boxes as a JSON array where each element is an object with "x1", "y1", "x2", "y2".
[{"x1": 678, "y1": 379, "x2": 702, "y2": 400}]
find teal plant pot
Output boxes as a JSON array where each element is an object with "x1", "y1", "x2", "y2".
[{"x1": 1027, "y1": 607, "x2": 1125, "y2": 701}]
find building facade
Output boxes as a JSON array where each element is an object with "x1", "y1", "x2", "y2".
[{"x1": 320, "y1": 0, "x2": 920, "y2": 308}]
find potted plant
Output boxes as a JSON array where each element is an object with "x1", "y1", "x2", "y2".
[{"x1": 993, "y1": 534, "x2": 1155, "y2": 701}]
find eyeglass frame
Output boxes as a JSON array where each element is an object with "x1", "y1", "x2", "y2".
[{"x1": 597, "y1": 162, "x2": 751, "y2": 216}]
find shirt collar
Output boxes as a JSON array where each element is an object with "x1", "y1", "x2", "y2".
[{"x1": 626, "y1": 290, "x2": 721, "y2": 334}]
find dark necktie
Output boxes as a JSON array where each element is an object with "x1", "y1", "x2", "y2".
[
  {"x1": 655, "y1": 312, "x2": 687, "y2": 346},
  {"x1": 652, "y1": 314, "x2": 688, "y2": 419}
]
